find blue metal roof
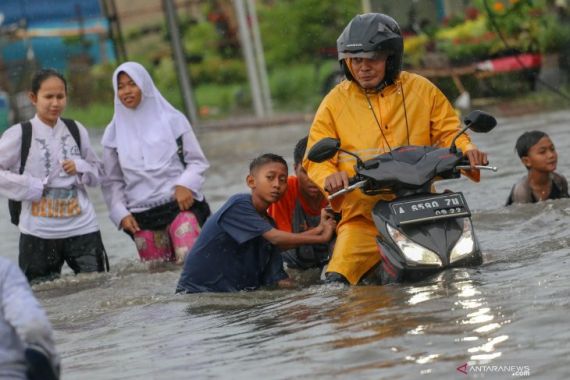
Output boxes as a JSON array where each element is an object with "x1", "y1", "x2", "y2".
[
  {"x1": 0, "y1": 0, "x2": 114, "y2": 72},
  {"x1": 1, "y1": 0, "x2": 103, "y2": 26}
]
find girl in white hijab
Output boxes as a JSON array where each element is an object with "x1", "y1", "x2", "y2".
[{"x1": 101, "y1": 62, "x2": 210, "y2": 264}]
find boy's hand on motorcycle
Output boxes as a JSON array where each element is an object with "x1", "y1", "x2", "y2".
[
  {"x1": 322, "y1": 220, "x2": 336, "y2": 241},
  {"x1": 465, "y1": 149, "x2": 488, "y2": 168},
  {"x1": 319, "y1": 209, "x2": 336, "y2": 240},
  {"x1": 324, "y1": 206, "x2": 342, "y2": 223},
  {"x1": 320, "y1": 208, "x2": 337, "y2": 226},
  {"x1": 324, "y1": 171, "x2": 350, "y2": 194},
  {"x1": 320, "y1": 208, "x2": 334, "y2": 222}
]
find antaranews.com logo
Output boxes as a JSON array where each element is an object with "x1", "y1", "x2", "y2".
[{"x1": 457, "y1": 363, "x2": 530, "y2": 377}]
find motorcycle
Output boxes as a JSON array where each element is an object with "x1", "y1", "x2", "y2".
[{"x1": 307, "y1": 110, "x2": 498, "y2": 284}]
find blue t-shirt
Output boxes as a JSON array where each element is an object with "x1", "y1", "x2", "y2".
[{"x1": 176, "y1": 194, "x2": 288, "y2": 293}]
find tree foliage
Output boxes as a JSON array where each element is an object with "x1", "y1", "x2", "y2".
[{"x1": 258, "y1": 0, "x2": 360, "y2": 67}]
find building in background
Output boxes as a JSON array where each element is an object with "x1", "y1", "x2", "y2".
[{"x1": 0, "y1": 0, "x2": 115, "y2": 126}]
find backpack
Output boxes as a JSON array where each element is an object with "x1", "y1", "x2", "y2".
[
  {"x1": 175, "y1": 134, "x2": 211, "y2": 227},
  {"x1": 8, "y1": 118, "x2": 81, "y2": 225}
]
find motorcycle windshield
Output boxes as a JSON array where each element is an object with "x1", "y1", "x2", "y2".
[{"x1": 358, "y1": 146, "x2": 462, "y2": 190}]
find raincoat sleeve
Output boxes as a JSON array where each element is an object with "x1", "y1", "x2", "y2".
[
  {"x1": 428, "y1": 86, "x2": 476, "y2": 153},
  {"x1": 1, "y1": 259, "x2": 60, "y2": 372},
  {"x1": 427, "y1": 85, "x2": 480, "y2": 182},
  {"x1": 73, "y1": 122, "x2": 104, "y2": 187},
  {"x1": 173, "y1": 118, "x2": 209, "y2": 198},
  {"x1": 101, "y1": 146, "x2": 131, "y2": 228},
  {"x1": 303, "y1": 98, "x2": 340, "y2": 196},
  {"x1": 0, "y1": 125, "x2": 44, "y2": 201}
]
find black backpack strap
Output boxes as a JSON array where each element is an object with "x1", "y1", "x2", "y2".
[
  {"x1": 61, "y1": 118, "x2": 81, "y2": 152},
  {"x1": 176, "y1": 135, "x2": 186, "y2": 168},
  {"x1": 9, "y1": 121, "x2": 33, "y2": 225},
  {"x1": 19, "y1": 121, "x2": 33, "y2": 174},
  {"x1": 175, "y1": 134, "x2": 211, "y2": 226}
]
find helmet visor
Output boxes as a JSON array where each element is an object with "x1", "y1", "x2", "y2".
[{"x1": 338, "y1": 50, "x2": 390, "y2": 60}]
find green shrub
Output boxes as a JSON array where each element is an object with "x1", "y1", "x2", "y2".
[
  {"x1": 153, "y1": 57, "x2": 179, "y2": 91},
  {"x1": 64, "y1": 102, "x2": 113, "y2": 129},
  {"x1": 269, "y1": 64, "x2": 318, "y2": 110},
  {"x1": 537, "y1": 16, "x2": 570, "y2": 54},
  {"x1": 195, "y1": 83, "x2": 244, "y2": 117},
  {"x1": 189, "y1": 57, "x2": 246, "y2": 85},
  {"x1": 89, "y1": 62, "x2": 116, "y2": 104},
  {"x1": 183, "y1": 21, "x2": 220, "y2": 60},
  {"x1": 259, "y1": 0, "x2": 360, "y2": 67}
]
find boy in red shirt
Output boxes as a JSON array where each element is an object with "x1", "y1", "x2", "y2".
[{"x1": 268, "y1": 137, "x2": 336, "y2": 270}]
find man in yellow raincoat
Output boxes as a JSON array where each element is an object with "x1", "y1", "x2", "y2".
[{"x1": 304, "y1": 13, "x2": 488, "y2": 285}]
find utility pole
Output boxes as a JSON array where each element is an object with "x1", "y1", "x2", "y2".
[
  {"x1": 100, "y1": 0, "x2": 128, "y2": 62},
  {"x1": 162, "y1": 0, "x2": 199, "y2": 125},
  {"x1": 245, "y1": 0, "x2": 272, "y2": 115},
  {"x1": 233, "y1": 0, "x2": 265, "y2": 117}
]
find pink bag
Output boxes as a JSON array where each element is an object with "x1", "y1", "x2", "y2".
[{"x1": 133, "y1": 211, "x2": 201, "y2": 263}]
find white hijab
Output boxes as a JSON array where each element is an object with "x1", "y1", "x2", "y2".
[{"x1": 101, "y1": 61, "x2": 188, "y2": 171}]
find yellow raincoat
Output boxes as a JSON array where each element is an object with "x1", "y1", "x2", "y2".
[{"x1": 304, "y1": 71, "x2": 478, "y2": 284}]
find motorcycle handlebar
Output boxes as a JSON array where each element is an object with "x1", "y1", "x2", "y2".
[
  {"x1": 455, "y1": 165, "x2": 498, "y2": 172},
  {"x1": 327, "y1": 180, "x2": 367, "y2": 201},
  {"x1": 327, "y1": 163, "x2": 498, "y2": 201}
]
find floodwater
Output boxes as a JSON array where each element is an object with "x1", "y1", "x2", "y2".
[{"x1": 1, "y1": 110, "x2": 570, "y2": 379}]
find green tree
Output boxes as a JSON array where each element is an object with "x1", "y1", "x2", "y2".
[{"x1": 259, "y1": 0, "x2": 360, "y2": 67}]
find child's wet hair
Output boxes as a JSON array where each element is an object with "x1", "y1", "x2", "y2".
[
  {"x1": 293, "y1": 136, "x2": 308, "y2": 166},
  {"x1": 249, "y1": 153, "x2": 288, "y2": 174},
  {"x1": 31, "y1": 68, "x2": 67, "y2": 95},
  {"x1": 515, "y1": 130, "x2": 548, "y2": 158}
]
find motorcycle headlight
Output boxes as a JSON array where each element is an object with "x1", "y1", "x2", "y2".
[
  {"x1": 450, "y1": 218, "x2": 475, "y2": 263},
  {"x1": 387, "y1": 224, "x2": 442, "y2": 266}
]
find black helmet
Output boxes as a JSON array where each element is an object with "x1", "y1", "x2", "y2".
[{"x1": 337, "y1": 13, "x2": 403, "y2": 89}]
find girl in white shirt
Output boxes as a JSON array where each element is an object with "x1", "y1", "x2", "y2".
[
  {"x1": 0, "y1": 69, "x2": 108, "y2": 283},
  {"x1": 101, "y1": 62, "x2": 210, "y2": 264}
]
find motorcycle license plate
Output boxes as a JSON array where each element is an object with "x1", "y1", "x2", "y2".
[{"x1": 390, "y1": 192, "x2": 471, "y2": 225}]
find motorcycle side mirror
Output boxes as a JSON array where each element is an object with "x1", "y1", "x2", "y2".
[
  {"x1": 450, "y1": 110, "x2": 497, "y2": 153},
  {"x1": 307, "y1": 138, "x2": 340, "y2": 162},
  {"x1": 463, "y1": 110, "x2": 497, "y2": 133}
]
